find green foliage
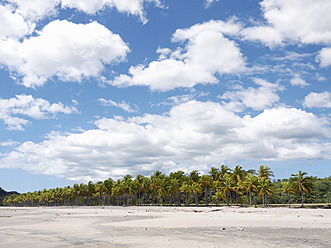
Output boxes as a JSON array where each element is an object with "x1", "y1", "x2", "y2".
[
  {"x1": 2, "y1": 168, "x2": 331, "y2": 207},
  {"x1": 0, "y1": 187, "x2": 19, "y2": 206}
]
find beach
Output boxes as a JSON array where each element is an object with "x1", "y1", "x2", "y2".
[{"x1": 0, "y1": 206, "x2": 330, "y2": 248}]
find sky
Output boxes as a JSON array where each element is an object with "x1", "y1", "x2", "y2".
[{"x1": 0, "y1": 0, "x2": 330, "y2": 193}]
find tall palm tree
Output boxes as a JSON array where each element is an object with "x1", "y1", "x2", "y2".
[
  {"x1": 200, "y1": 175, "x2": 212, "y2": 206},
  {"x1": 290, "y1": 170, "x2": 314, "y2": 207},
  {"x1": 134, "y1": 174, "x2": 145, "y2": 205},
  {"x1": 220, "y1": 165, "x2": 232, "y2": 177},
  {"x1": 208, "y1": 167, "x2": 220, "y2": 181},
  {"x1": 245, "y1": 174, "x2": 258, "y2": 207},
  {"x1": 190, "y1": 182, "x2": 202, "y2": 207},
  {"x1": 219, "y1": 174, "x2": 236, "y2": 206},
  {"x1": 281, "y1": 181, "x2": 296, "y2": 208},
  {"x1": 257, "y1": 177, "x2": 275, "y2": 207},
  {"x1": 189, "y1": 170, "x2": 201, "y2": 183},
  {"x1": 232, "y1": 165, "x2": 245, "y2": 182},
  {"x1": 257, "y1": 165, "x2": 274, "y2": 180},
  {"x1": 235, "y1": 179, "x2": 247, "y2": 207},
  {"x1": 180, "y1": 181, "x2": 191, "y2": 207}
]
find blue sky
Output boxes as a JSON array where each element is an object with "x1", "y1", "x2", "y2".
[{"x1": 0, "y1": 0, "x2": 330, "y2": 192}]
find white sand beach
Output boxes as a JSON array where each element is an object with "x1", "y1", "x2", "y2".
[{"x1": 0, "y1": 206, "x2": 330, "y2": 248}]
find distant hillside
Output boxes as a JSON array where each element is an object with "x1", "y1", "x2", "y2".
[{"x1": 0, "y1": 187, "x2": 19, "y2": 206}]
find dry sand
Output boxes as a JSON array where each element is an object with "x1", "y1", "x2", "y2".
[{"x1": 0, "y1": 206, "x2": 330, "y2": 247}]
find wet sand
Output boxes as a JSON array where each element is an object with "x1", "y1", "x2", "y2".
[{"x1": 0, "y1": 206, "x2": 330, "y2": 247}]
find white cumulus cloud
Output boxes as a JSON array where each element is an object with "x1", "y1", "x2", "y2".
[
  {"x1": 0, "y1": 101, "x2": 330, "y2": 181},
  {"x1": 0, "y1": 20, "x2": 130, "y2": 88},
  {"x1": 241, "y1": 0, "x2": 331, "y2": 47},
  {"x1": 109, "y1": 19, "x2": 246, "y2": 91},
  {"x1": 6, "y1": 0, "x2": 162, "y2": 23},
  {"x1": 304, "y1": 92, "x2": 331, "y2": 108},
  {"x1": 0, "y1": 4, "x2": 35, "y2": 39},
  {"x1": 0, "y1": 94, "x2": 78, "y2": 130},
  {"x1": 220, "y1": 78, "x2": 282, "y2": 111},
  {"x1": 316, "y1": 47, "x2": 331, "y2": 67},
  {"x1": 62, "y1": 0, "x2": 164, "y2": 24},
  {"x1": 290, "y1": 76, "x2": 309, "y2": 87},
  {"x1": 7, "y1": 0, "x2": 60, "y2": 21}
]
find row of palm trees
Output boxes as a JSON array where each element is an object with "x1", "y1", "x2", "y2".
[{"x1": 3, "y1": 165, "x2": 314, "y2": 208}]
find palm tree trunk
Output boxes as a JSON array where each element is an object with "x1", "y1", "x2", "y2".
[
  {"x1": 204, "y1": 186, "x2": 209, "y2": 207},
  {"x1": 195, "y1": 194, "x2": 199, "y2": 207},
  {"x1": 249, "y1": 191, "x2": 252, "y2": 206},
  {"x1": 240, "y1": 189, "x2": 247, "y2": 207}
]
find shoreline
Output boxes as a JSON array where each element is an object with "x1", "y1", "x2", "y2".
[{"x1": 1, "y1": 206, "x2": 330, "y2": 247}]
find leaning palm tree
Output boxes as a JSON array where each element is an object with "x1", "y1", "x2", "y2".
[
  {"x1": 281, "y1": 181, "x2": 296, "y2": 208},
  {"x1": 290, "y1": 170, "x2": 314, "y2": 207}
]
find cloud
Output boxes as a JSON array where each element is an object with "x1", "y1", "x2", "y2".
[
  {"x1": 99, "y1": 98, "x2": 137, "y2": 113},
  {"x1": 304, "y1": 92, "x2": 331, "y2": 108},
  {"x1": 290, "y1": 76, "x2": 309, "y2": 87},
  {"x1": 0, "y1": 94, "x2": 78, "y2": 130},
  {"x1": 0, "y1": 101, "x2": 329, "y2": 181},
  {"x1": 241, "y1": 0, "x2": 331, "y2": 46},
  {"x1": 316, "y1": 47, "x2": 331, "y2": 67},
  {"x1": 5, "y1": 0, "x2": 162, "y2": 24},
  {"x1": 7, "y1": 0, "x2": 60, "y2": 21},
  {"x1": 205, "y1": 0, "x2": 219, "y2": 8},
  {"x1": 0, "y1": 4, "x2": 35, "y2": 39},
  {"x1": 109, "y1": 19, "x2": 246, "y2": 91},
  {"x1": 220, "y1": 78, "x2": 282, "y2": 111},
  {"x1": 241, "y1": 26, "x2": 282, "y2": 48},
  {"x1": 0, "y1": 20, "x2": 129, "y2": 88},
  {"x1": 0, "y1": 140, "x2": 20, "y2": 147},
  {"x1": 62, "y1": 0, "x2": 164, "y2": 24}
]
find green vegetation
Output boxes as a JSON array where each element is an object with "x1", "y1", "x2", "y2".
[
  {"x1": 0, "y1": 187, "x2": 19, "y2": 206},
  {"x1": 2, "y1": 166, "x2": 331, "y2": 208}
]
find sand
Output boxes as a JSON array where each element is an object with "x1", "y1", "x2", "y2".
[{"x1": 0, "y1": 206, "x2": 330, "y2": 248}]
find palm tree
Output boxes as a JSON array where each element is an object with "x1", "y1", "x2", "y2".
[
  {"x1": 257, "y1": 165, "x2": 274, "y2": 180},
  {"x1": 245, "y1": 174, "x2": 258, "y2": 207},
  {"x1": 189, "y1": 170, "x2": 201, "y2": 183},
  {"x1": 281, "y1": 181, "x2": 296, "y2": 208},
  {"x1": 208, "y1": 167, "x2": 220, "y2": 181},
  {"x1": 235, "y1": 179, "x2": 247, "y2": 207},
  {"x1": 232, "y1": 165, "x2": 245, "y2": 182},
  {"x1": 200, "y1": 175, "x2": 212, "y2": 206},
  {"x1": 180, "y1": 181, "x2": 191, "y2": 207},
  {"x1": 219, "y1": 174, "x2": 236, "y2": 206},
  {"x1": 290, "y1": 171, "x2": 314, "y2": 207},
  {"x1": 190, "y1": 182, "x2": 202, "y2": 207},
  {"x1": 257, "y1": 177, "x2": 275, "y2": 207},
  {"x1": 220, "y1": 165, "x2": 231, "y2": 177},
  {"x1": 134, "y1": 174, "x2": 145, "y2": 205}
]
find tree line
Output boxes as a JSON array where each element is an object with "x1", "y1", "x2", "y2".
[
  {"x1": 3, "y1": 165, "x2": 331, "y2": 208},
  {"x1": 0, "y1": 187, "x2": 19, "y2": 206}
]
